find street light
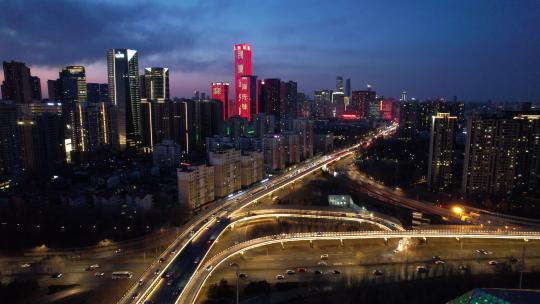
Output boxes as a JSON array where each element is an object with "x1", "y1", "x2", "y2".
[
  {"x1": 452, "y1": 206, "x2": 463, "y2": 215},
  {"x1": 229, "y1": 262, "x2": 239, "y2": 304}
]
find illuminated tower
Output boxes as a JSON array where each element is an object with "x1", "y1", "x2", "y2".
[
  {"x1": 107, "y1": 48, "x2": 141, "y2": 150},
  {"x1": 234, "y1": 43, "x2": 254, "y2": 120},
  {"x1": 211, "y1": 82, "x2": 230, "y2": 120}
]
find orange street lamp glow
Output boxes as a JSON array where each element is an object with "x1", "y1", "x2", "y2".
[{"x1": 452, "y1": 206, "x2": 463, "y2": 215}]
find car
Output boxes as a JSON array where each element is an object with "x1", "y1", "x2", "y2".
[
  {"x1": 372, "y1": 269, "x2": 384, "y2": 276},
  {"x1": 115, "y1": 249, "x2": 122, "y2": 253},
  {"x1": 138, "y1": 279, "x2": 144, "y2": 286},
  {"x1": 20, "y1": 263, "x2": 31, "y2": 268},
  {"x1": 159, "y1": 258, "x2": 165, "y2": 263},
  {"x1": 314, "y1": 270, "x2": 323, "y2": 275},
  {"x1": 162, "y1": 272, "x2": 172, "y2": 279},
  {"x1": 434, "y1": 260, "x2": 445, "y2": 265},
  {"x1": 432, "y1": 255, "x2": 441, "y2": 261},
  {"x1": 171, "y1": 249, "x2": 176, "y2": 254},
  {"x1": 239, "y1": 273, "x2": 248, "y2": 279},
  {"x1": 317, "y1": 261, "x2": 327, "y2": 266},
  {"x1": 205, "y1": 265, "x2": 213, "y2": 271},
  {"x1": 416, "y1": 266, "x2": 428, "y2": 273},
  {"x1": 488, "y1": 260, "x2": 498, "y2": 266},
  {"x1": 297, "y1": 268, "x2": 306, "y2": 273},
  {"x1": 286, "y1": 270, "x2": 296, "y2": 275},
  {"x1": 320, "y1": 254, "x2": 329, "y2": 260},
  {"x1": 166, "y1": 280, "x2": 174, "y2": 286},
  {"x1": 86, "y1": 264, "x2": 100, "y2": 271},
  {"x1": 154, "y1": 268, "x2": 160, "y2": 274},
  {"x1": 275, "y1": 274, "x2": 285, "y2": 280},
  {"x1": 51, "y1": 272, "x2": 63, "y2": 278},
  {"x1": 458, "y1": 265, "x2": 469, "y2": 271},
  {"x1": 332, "y1": 270, "x2": 341, "y2": 275},
  {"x1": 94, "y1": 272, "x2": 105, "y2": 277},
  {"x1": 194, "y1": 257, "x2": 200, "y2": 264},
  {"x1": 132, "y1": 292, "x2": 139, "y2": 299}
]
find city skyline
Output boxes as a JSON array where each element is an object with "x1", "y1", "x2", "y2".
[{"x1": 1, "y1": 0, "x2": 539, "y2": 101}]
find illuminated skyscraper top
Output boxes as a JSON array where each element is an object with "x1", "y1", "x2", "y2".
[{"x1": 234, "y1": 43, "x2": 254, "y2": 120}]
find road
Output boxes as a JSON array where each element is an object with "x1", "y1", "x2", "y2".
[
  {"x1": 180, "y1": 228, "x2": 540, "y2": 303},
  {"x1": 128, "y1": 125, "x2": 398, "y2": 304},
  {"x1": 201, "y1": 238, "x2": 540, "y2": 303}
]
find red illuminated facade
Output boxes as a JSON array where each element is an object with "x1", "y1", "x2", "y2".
[
  {"x1": 234, "y1": 43, "x2": 256, "y2": 120},
  {"x1": 379, "y1": 99, "x2": 395, "y2": 121},
  {"x1": 211, "y1": 82, "x2": 230, "y2": 120}
]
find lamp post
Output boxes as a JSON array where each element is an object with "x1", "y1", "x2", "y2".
[{"x1": 229, "y1": 262, "x2": 239, "y2": 304}]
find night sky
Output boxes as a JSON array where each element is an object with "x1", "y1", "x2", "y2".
[{"x1": 1, "y1": 0, "x2": 539, "y2": 101}]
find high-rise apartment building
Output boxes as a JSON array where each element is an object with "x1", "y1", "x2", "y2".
[
  {"x1": 107, "y1": 48, "x2": 141, "y2": 150},
  {"x1": 240, "y1": 151, "x2": 263, "y2": 187},
  {"x1": 263, "y1": 134, "x2": 285, "y2": 171},
  {"x1": 208, "y1": 148, "x2": 241, "y2": 197},
  {"x1": 350, "y1": 89, "x2": 376, "y2": 118},
  {"x1": 428, "y1": 113, "x2": 457, "y2": 191},
  {"x1": 336, "y1": 76, "x2": 344, "y2": 93},
  {"x1": 177, "y1": 164, "x2": 215, "y2": 210},
  {"x1": 314, "y1": 89, "x2": 332, "y2": 119},
  {"x1": 461, "y1": 112, "x2": 540, "y2": 198},
  {"x1": 140, "y1": 67, "x2": 170, "y2": 151},
  {"x1": 398, "y1": 101, "x2": 419, "y2": 141}
]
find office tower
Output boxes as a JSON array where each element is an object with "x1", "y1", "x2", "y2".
[
  {"x1": 428, "y1": 113, "x2": 457, "y2": 191},
  {"x1": 240, "y1": 151, "x2": 264, "y2": 187},
  {"x1": 462, "y1": 113, "x2": 540, "y2": 199},
  {"x1": 400, "y1": 91, "x2": 408, "y2": 102},
  {"x1": 236, "y1": 75, "x2": 258, "y2": 120},
  {"x1": 99, "y1": 84, "x2": 109, "y2": 102},
  {"x1": 252, "y1": 113, "x2": 275, "y2": 137},
  {"x1": 350, "y1": 89, "x2": 376, "y2": 119},
  {"x1": 170, "y1": 99, "x2": 196, "y2": 154},
  {"x1": 47, "y1": 80, "x2": 62, "y2": 101},
  {"x1": 107, "y1": 48, "x2": 141, "y2": 150},
  {"x1": 336, "y1": 76, "x2": 344, "y2": 93},
  {"x1": 0, "y1": 102, "x2": 19, "y2": 182},
  {"x1": 262, "y1": 134, "x2": 285, "y2": 171},
  {"x1": 331, "y1": 91, "x2": 345, "y2": 118},
  {"x1": 234, "y1": 43, "x2": 253, "y2": 119},
  {"x1": 140, "y1": 67, "x2": 171, "y2": 151},
  {"x1": 211, "y1": 82, "x2": 230, "y2": 120},
  {"x1": 177, "y1": 164, "x2": 215, "y2": 210},
  {"x1": 87, "y1": 83, "x2": 101, "y2": 103},
  {"x1": 153, "y1": 139, "x2": 180, "y2": 168},
  {"x1": 142, "y1": 67, "x2": 169, "y2": 100},
  {"x1": 208, "y1": 148, "x2": 241, "y2": 197},
  {"x1": 283, "y1": 80, "x2": 298, "y2": 119},
  {"x1": 30, "y1": 76, "x2": 41, "y2": 100},
  {"x1": 398, "y1": 101, "x2": 419, "y2": 141},
  {"x1": 345, "y1": 78, "x2": 351, "y2": 97},
  {"x1": 314, "y1": 89, "x2": 332, "y2": 119},
  {"x1": 59, "y1": 66, "x2": 88, "y2": 152},
  {"x1": 2, "y1": 61, "x2": 33, "y2": 103}
]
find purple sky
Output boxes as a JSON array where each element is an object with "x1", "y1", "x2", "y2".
[{"x1": 1, "y1": 0, "x2": 539, "y2": 101}]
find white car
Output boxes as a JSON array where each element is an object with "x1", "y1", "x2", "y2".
[
  {"x1": 320, "y1": 254, "x2": 329, "y2": 260},
  {"x1": 20, "y1": 263, "x2": 31, "y2": 268},
  {"x1": 488, "y1": 260, "x2": 498, "y2": 266},
  {"x1": 205, "y1": 265, "x2": 213, "y2": 271},
  {"x1": 275, "y1": 274, "x2": 285, "y2": 280},
  {"x1": 286, "y1": 270, "x2": 296, "y2": 275},
  {"x1": 94, "y1": 272, "x2": 105, "y2": 277}
]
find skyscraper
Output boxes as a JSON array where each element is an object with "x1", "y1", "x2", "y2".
[
  {"x1": 107, "y1": 48, "x2": 141, "y2": 150},
  {"x1": 59, "y1": 66, "x2": 88, "y2": 152},
  {"x1": 345, "y1": 78, "x2": 351, "y2": 97},
  {"x1": 211, "y1": 82, "x2": 230, "y2": 120},
  {"x1": 30, "y1": 76, "x2": 42, "y2": 101},
  {"x1": 350, "y1": 89, "x2": 376, "y2": 118},
  {"x1": 336, "y1": 76, "x2": 344, "y2": 93},
  {"x1": 283, "y1": 80, "x2": 298, "y2": 119},
  {"x1": 428, "y1": 113, "x2": 457, "y2": 191},
  {"x1": 234, "y1": 43, "x2": 253, "y2": 120},
  {"x1": 2, "y1": 61, "x2": 33, "y2": 103},
  {"x1": 142, "y1": 67, "x2": 169, "y2": 101},
  {"x1": 461, "y1": 112, "x2": 540, "y2": 199},
  {"x1": 314, "y1": 89, "x2": 332, "y2": 120}
]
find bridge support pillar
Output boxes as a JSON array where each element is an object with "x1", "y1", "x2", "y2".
[
  {"x1": 281, "y1": 242, "x2": 285, "y2": 250},
  {"x1": 384, "y1": 237, "x2": 388, "y2": 246},
  {"x1": 340, "y1": 239, "x2": 344, "y2": 247},
  {"x1": 310, "y1": 240, "x2": 313, "y2": 248}
]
